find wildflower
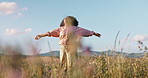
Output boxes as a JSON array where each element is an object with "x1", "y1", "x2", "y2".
[
  {"x1": 137, "y1": 40, "x2": 143, "y2": 44},
  {"x1": 138, "y1": 46, "x2": 141, "y2": 49}
]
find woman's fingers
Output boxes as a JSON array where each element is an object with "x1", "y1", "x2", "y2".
[
  {"x1": 35, "y1": 36, "x2": 38, "y2": 40},
  {"x1": 35, "y1": 35, "x2": 41, "y2": 40},
  {"x1": 96, "y1": 33, "x2": 101, "y2": 37}
]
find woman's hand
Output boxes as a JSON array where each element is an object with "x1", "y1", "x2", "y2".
[
  {"x1": 94, "y1": 33, "x2": 101, "y2": 37},
  {"x1": 35, "y1": 35, "x2": 42, "y2": 40},
  {"x1": 35, "y1": 33, "x2": 49, "y2": 40}
]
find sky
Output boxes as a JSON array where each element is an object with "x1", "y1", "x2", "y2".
[{"x1": 0, "y1": 0, "x2": 148, "y2": 54}]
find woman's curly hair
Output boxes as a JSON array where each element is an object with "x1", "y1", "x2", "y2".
[{"x1": 60, "y1": 16, "x2": 79, "y2": 27}]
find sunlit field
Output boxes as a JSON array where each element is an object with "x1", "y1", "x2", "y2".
[
  {"x1": 0, "y1": 54, "x2": 148, "y2": 78},
  {"x1": 0, "y1": 37, "x2": 148, "y2": 78}
]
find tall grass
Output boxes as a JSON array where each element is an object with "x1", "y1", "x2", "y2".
[{"x1": 0, "y1": 55, "x2": 148, "y2": 78}]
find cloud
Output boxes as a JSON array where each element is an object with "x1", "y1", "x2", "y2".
[
  {"x1": 0, "y1": 2, "x2": 17, "y2": 15},
  {"x1": 5, "y1": 28, "x2": 32, "y2": 35},
  {"x1": 5, "y1": 28, "x2": 18, "y2": 35},
  {"x1": 0, "y1": 2, "x2": 27, "y2": 16},
  {"x1": 133, "y1": 34, "x2": 148, "y2": 41},
  {"x1": 25, "y1": 28, "x2": 32, "y2": 32}
]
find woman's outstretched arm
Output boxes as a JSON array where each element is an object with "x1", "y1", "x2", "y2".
[
  {"x1": 82, "y1": 32, "x2": 101, "y2": 37},
  {"x1": 35, "y1": 33, "x2": 49, "y2": 40},
  {"x1": 35, "y1": 27, "x2": 61, "y2": 40},
  {"x1": 77, "y1": 27, "x2": 101, "y2": 37}
]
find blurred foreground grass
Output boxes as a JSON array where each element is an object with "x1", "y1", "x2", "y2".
[{"x1": 0, "y1": 55, "x2": 148, "y2": 78}]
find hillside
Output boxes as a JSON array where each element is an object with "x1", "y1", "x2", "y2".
[{"x1": 38, "y1": 50, "x2": 145, "y2": 58}]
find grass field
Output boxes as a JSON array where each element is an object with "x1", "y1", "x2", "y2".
[
  {"x1": 0, "y1": 38, "x2": 148, "y2": 78},
  {"x1": 0, "y1": 54, "x2": 148, "y2": 78}
]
